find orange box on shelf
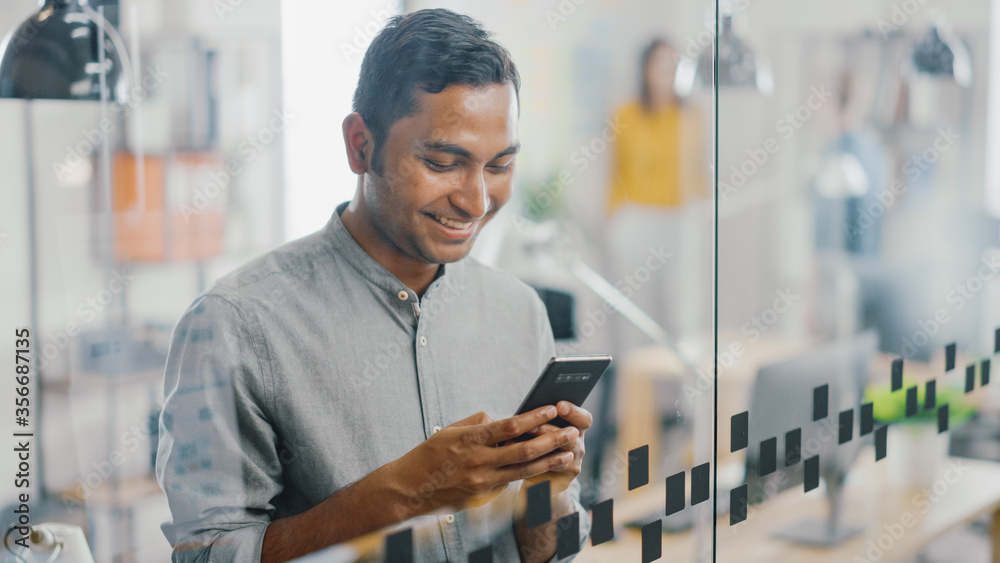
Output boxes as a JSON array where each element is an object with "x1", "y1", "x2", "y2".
[{"x1": 112, "y1": 152, "x2": 226, "y2": 262}]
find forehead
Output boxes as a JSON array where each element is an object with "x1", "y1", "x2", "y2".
[{"x1": 398, "y1": 83, "x2": 519, "y2": 148}]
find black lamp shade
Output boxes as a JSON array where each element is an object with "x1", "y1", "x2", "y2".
[
  {"x1": 0, "y1": 0, "x2": 121, "y2": 100},
  {"x1": 913, "y1": 28, "x2": 955, "y2": 77}
]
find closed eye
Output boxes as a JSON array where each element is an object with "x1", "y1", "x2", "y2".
[
  {"x1": 488, "y1": 160, "x2": 514, "y2": 173},
  {"x1": 422, "y1": 159, "x2": 457, "y2": 172}
]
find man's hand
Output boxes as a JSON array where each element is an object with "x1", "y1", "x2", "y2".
[
  {"x1": 261, "y1": 406, "x2": 577, "y2": 563},
  {"x1": 521, "y1": 401, "x2": 592, "y2": 496},
  {"x1": 387, "y1": 406, "x2": 581, "y2": 517},
  {"x1": 514, "y1": 401, "x2": 593, "y2": 563}
]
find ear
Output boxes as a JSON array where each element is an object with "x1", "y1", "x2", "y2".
[{"x1": 342, "y1": 113, "x2": 372, "y2": 175}]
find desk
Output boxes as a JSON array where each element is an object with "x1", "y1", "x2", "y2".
[
  {"x1": 616, "y1": 335, "x2": 807, "y2": 480},
  {"x1": 576, "y1": 455, "x2": 1000, "y2": 563}
]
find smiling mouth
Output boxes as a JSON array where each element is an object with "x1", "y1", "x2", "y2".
[{"x1": 430, "y1": 214, "x2": 473, "y2": 231}]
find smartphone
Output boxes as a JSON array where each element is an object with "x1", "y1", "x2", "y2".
[{"x1": 508, "y1": 354, "x2": 612, "y2": 443}]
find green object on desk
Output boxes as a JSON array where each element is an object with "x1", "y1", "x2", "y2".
[{"x1": 864, "y1": 379, "x2": 975, "y2": 426}]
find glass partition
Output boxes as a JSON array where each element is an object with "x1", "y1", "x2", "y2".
[{"x1": 716, "y1": 1, "x2": 1000, "y2": 563}]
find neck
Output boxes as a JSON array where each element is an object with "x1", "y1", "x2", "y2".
[
  {"x1": 339, "y1": 200, "x2": 440, "y2": 298},
  {"x1": 649, "y1": 95, "x2": 674, "y2": 111}
]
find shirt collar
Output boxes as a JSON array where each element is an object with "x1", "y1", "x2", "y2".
[{"x1": 322, "y1": 202, "x2": 459, "y2": 298}]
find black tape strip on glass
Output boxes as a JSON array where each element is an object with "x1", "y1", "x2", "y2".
[
  {"x1": 984, "y1": 359, "x2": 991, "y2": 386},
  {"x1": 906, "y1": 386, "x2": 918, "y2": 418},
  {"x1": 785, "y1": 428, "x2": 802, "y2": 466},
  {"x1": 385, "y1": 528, "x2": 414, "y2": 563},
  {"x1": 860, "y1": 403, "x2": 874, "y2": 436},
  {"x1": 590, "y1": 499, "x2": 614, "y2": 546},
  {"x1": 923, "y1": 379, "x2": 935, "y2": 410},
  {"x1": 469, "y1": 545, "x2": 493, "y2": 563},
  {"x1": 731, "y1": 411, "x2": 749, "y2": 452},
  {"x1": 628, "y1": 445, "x2": 649, "y2": 491},
  {"x1": 804, "y1": 455, "x2": 820, "y2": 493},
  {"x1": 946, "y1": 343, "x2": 957, "y2": 372},
  {"x1": 556, "y1": 512, "x2": 581, "y2": 559},
  {"x1": 730, "y1": 485, "x2": 748, "y2": 526},
  {"x1": 996, "y1": 328, "x2": 1000, "y2": 354},
  {"x1": 938, "y1": 404, "x2": 949, "y2": 434},
  {"x1": 691, "y1": 462, "x2": 710, "y2": 505},
  {"x1": 641, "y1": 519, "x2": 662, "y2": 563},
  {"x1": 966, "y1": 364, "x2": 976, "y2": 394},
  {"x1": 759, "y1": 437, "x2": 777, "y2": 476},
  {"x1": 665, "y1": 471, "x2": 685, "y2": 516},
  {"x1": 526, "y1": 480, "x2": 551, "y2": 529},
  {"x1": 813, "y1": 385, "x2": 829, "y2": 421},
  {"x1": 891, "y1": 357, "x2": 904, "y2": 392},
  {"x1": 875, "y1": 425, "x2": 888, "y2": 461},
  {"x1": 839, "y1": 409, "x2": 854, "y2": 444}
]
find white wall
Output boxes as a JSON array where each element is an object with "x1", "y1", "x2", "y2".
[{"x1": 281, "y1": 0, "x2": 405, "y2": 242}]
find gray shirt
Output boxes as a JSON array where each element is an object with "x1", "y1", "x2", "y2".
[{"x1": 156, "y1": 202, "x2": 588, "y2": 562}]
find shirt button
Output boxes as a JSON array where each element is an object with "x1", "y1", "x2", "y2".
[
  {"x1": 445, "y1": 514, "x2": 455, "y2": 524},
  {"x1": 420, "y1": 336, "x2": 427, "y2": 347},
  {"x1": 433, "y1": 425, "x2": 442, "y2": 434},
  {"x1": 397, "y1": 290, "x2": 409, "y2": 301}
]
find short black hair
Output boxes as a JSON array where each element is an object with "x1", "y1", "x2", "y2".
[{"x1": 352, "y1": 9, "x2": 520, "y2": 174}]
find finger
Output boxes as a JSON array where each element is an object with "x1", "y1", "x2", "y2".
[
  {"x1": 490, "y1": 426, "x2": 579, "y2": 466},
  {"x1": 450, "y1": 411, "x2": 493, "y2": 428},
  {"x1": 550, "y1": 448, "x2": 578, "y2": 470},
  {"x1": 502, "y1": 424, "x2": 557, "y2": 448},
  {"x1": 556, "y1": 402, "x2": 593, "y2": 430},
  {"x1": 494, "y1": 451, "x2": 576, "y2": 483},
  {"x1": 482, "y1": 406, "x2": 558, "y2": 445},
  {"x1": 533, "y1": 426, "x2": 582, "y2": 452},
  {"x1": 531, "y1": 424, "x2": 562, "y2": 435}
]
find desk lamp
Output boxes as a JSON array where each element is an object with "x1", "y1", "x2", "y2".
[
  {"x1": 1, "y1": 0, "x2": 132, "y2": 498},
  {"x1": 674, "y1": 5, "x2": 774, "y2": 97},
  {"x1": 1, "y1": 6, "x2": 131, "y2": 562}
]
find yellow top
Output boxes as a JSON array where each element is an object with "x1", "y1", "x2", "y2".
[{"x1": 608, "y1": 100, "x2": 705, "y2": 215}]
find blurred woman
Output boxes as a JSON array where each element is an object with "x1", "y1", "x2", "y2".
[
  {"x1": 608, "y1": 39, "x2": 706, "y2": 215},
  {"x1": 605, "y1": 38, "x2": 709, "y2": 350}
]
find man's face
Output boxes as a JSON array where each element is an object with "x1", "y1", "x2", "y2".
[{"x1": 362, "y1": 82, "x2": 519, "y2": 265}]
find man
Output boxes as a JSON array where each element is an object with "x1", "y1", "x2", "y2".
[{"x1": 156, "y1": 9, "x2": 591, "y2": 562}]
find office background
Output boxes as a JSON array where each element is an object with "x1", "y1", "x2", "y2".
[{"x1": 1, "y1": 0, "x2": 999, "y2": 561}]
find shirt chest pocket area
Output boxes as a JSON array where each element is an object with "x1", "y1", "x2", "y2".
[{"x1": 435, "y1": 355, "x2": 537, "y2": 426}]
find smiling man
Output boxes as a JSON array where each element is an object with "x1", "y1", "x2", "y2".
[{"x1": 156, "y1": 9, "x2": 590, "y2": 563}]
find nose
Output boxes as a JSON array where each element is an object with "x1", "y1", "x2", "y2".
[{"x1": 453, "y1": 168, "x2": 489, "y2": 219}]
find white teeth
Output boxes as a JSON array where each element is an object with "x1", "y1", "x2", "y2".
[{"x1": 433, "y1": 215, "x2": 472, "y2": 230}]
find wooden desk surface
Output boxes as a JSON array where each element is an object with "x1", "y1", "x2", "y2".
[{"x1": 576, "y1": 455, "x2": 1000, "y2": 563}]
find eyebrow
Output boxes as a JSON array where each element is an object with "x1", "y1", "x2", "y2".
[{"x1": 422, "y1": 140, "x2": 521, "y2": 161}]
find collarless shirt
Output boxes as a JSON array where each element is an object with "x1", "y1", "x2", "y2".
[{"x1": 156, "y1": 202, "x2": 588, "y2": 562}]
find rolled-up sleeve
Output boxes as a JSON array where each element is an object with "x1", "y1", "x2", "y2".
[{"x1": 156, "y1": 294, "x2": 280, "y2": 562}]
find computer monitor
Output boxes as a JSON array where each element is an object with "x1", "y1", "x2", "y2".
[{"x1": 744, "y1": 330, "x2": 878, "y2": 547}]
